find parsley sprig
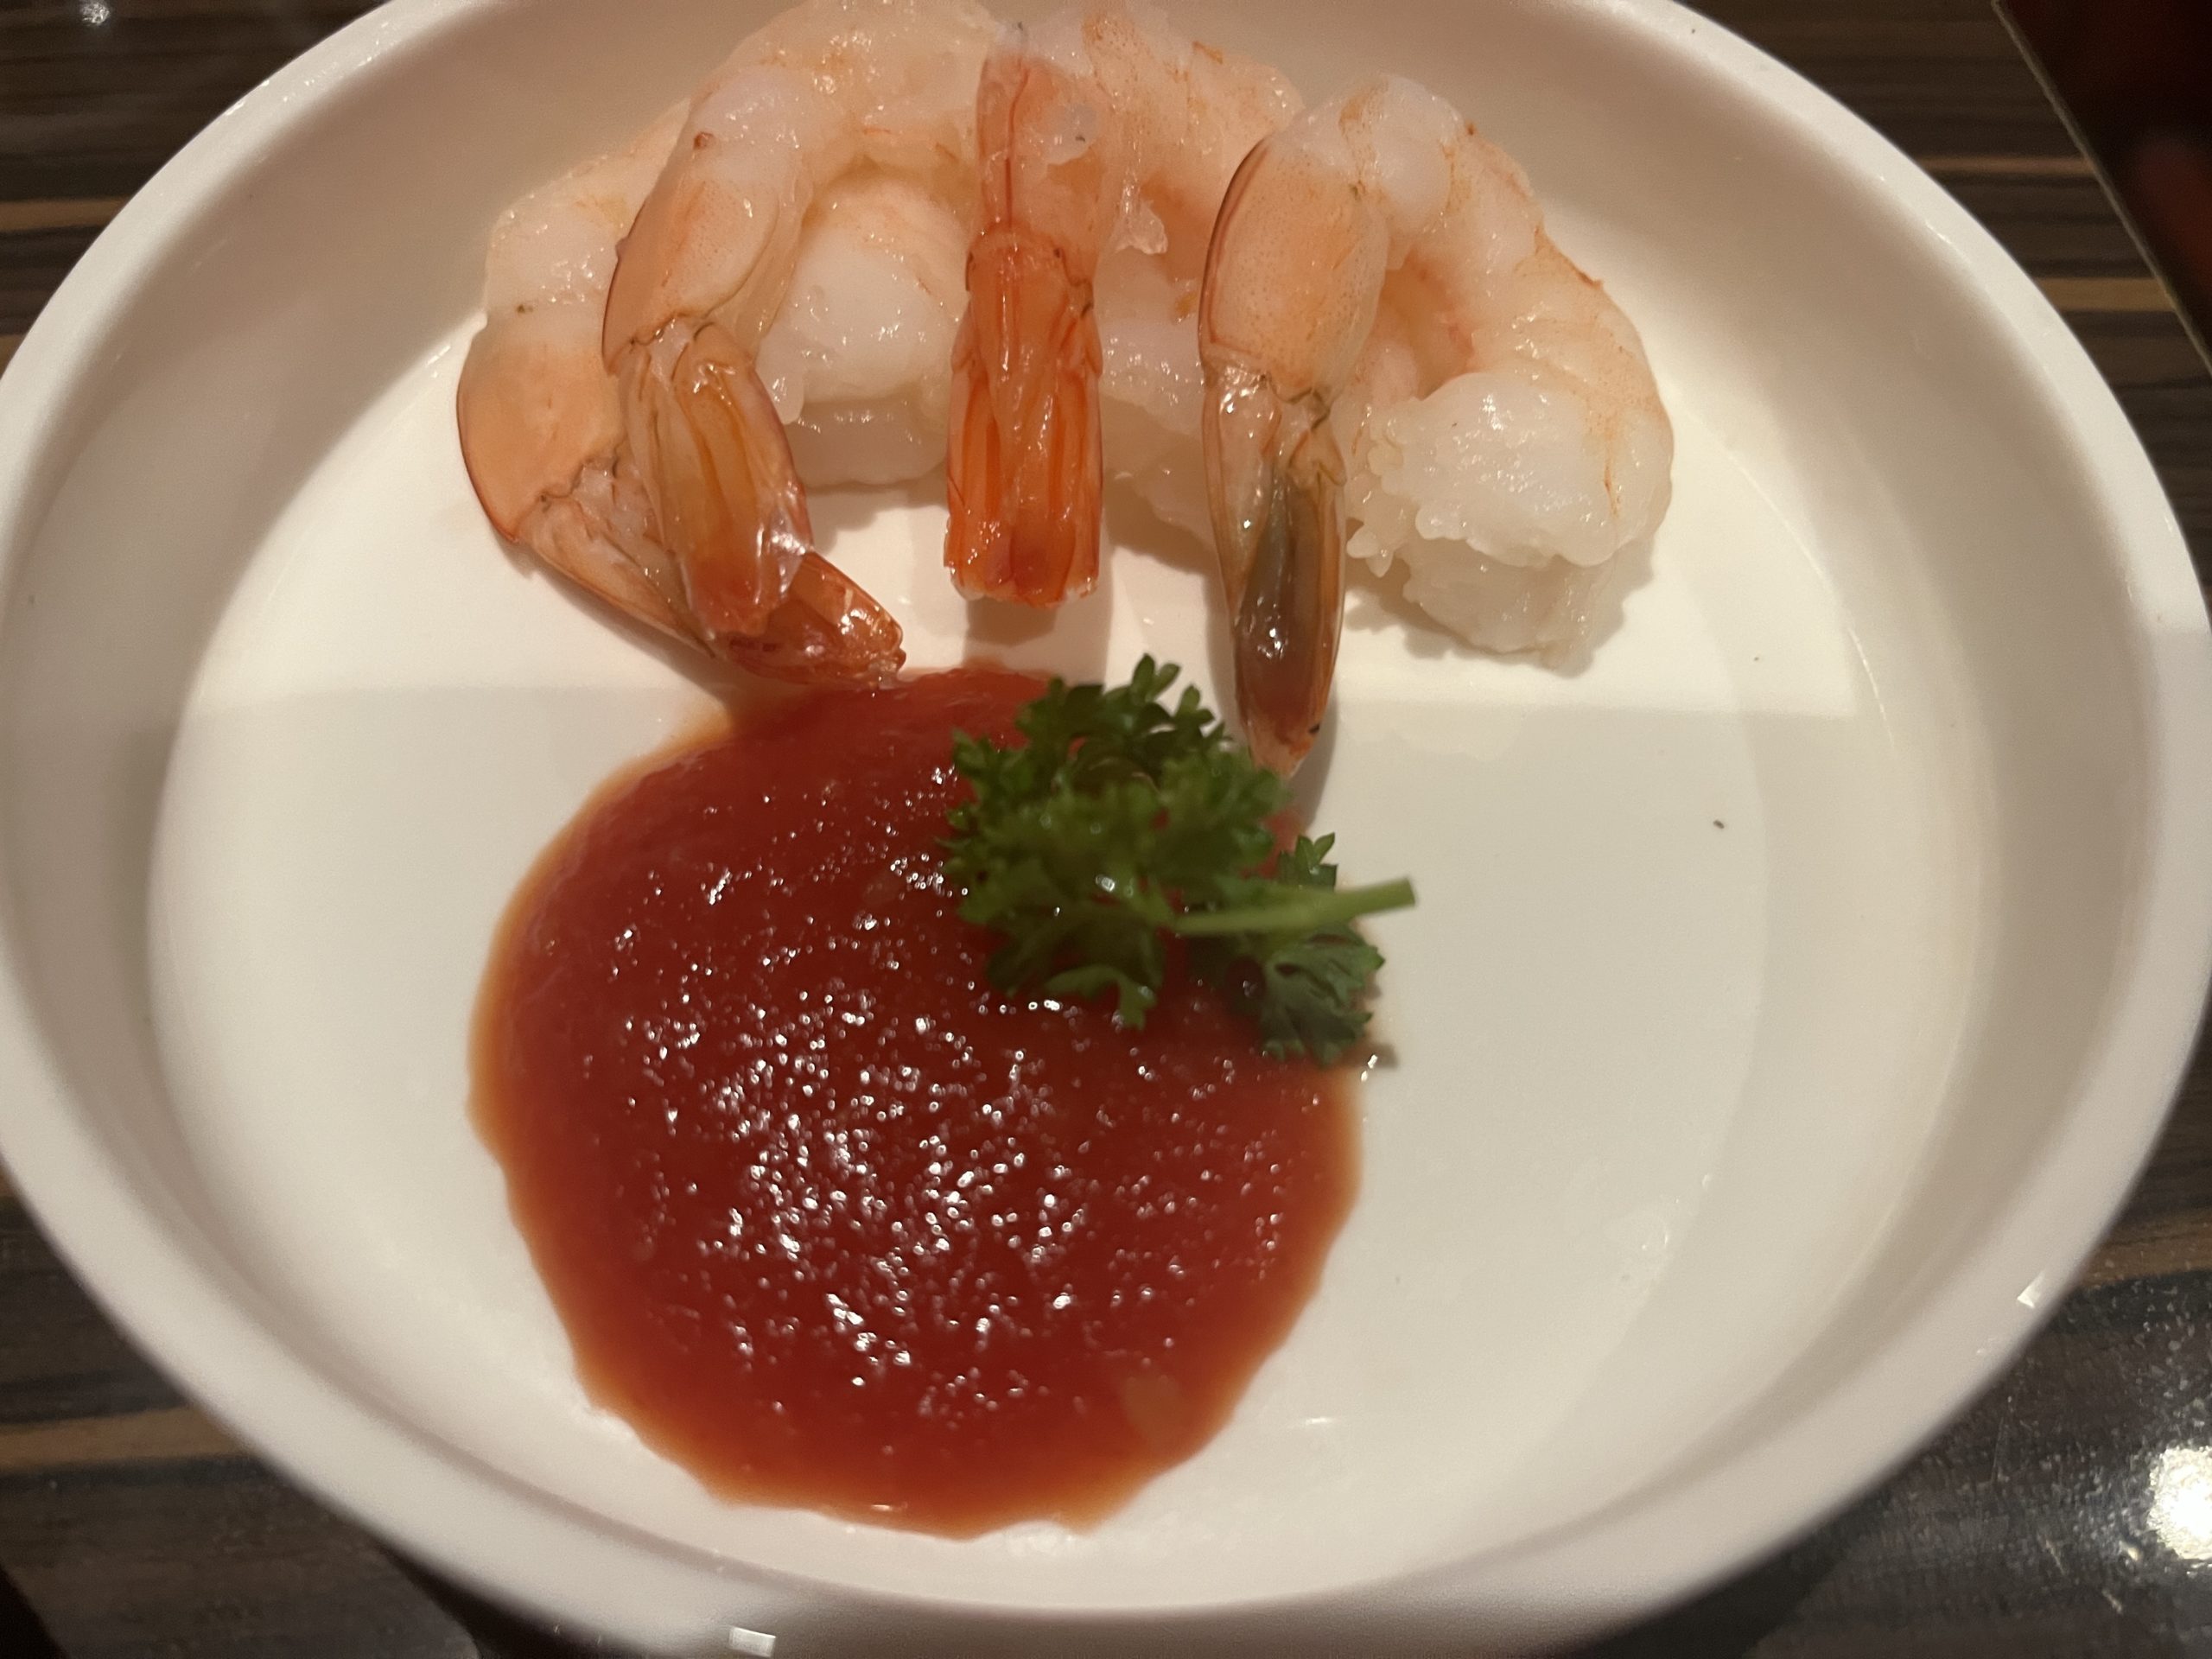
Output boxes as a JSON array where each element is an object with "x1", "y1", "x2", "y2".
[{"x1": 942, "y1": 658, "x2": 1414, "y2": 1063}]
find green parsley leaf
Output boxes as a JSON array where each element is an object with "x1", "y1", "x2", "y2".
[{"x1": 941, "y1": 659, "x2": 1414, "y2": 1063}]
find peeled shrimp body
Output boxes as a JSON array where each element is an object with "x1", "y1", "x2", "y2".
[
  {"x1": 759, "y1": 169, "x2": 973, "y2": 488},
  {"x1": 457, "y1": 0, "x2": 995, "y2": 681},
  {"x1": 945, "y1": 3, "x2": 1299, "y2": 605},
  {"x1": 1201, "y1": 74, "x2": 1674, "y2": 770}
]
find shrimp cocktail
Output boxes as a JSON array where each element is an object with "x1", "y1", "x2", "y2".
[{"x1": 454, "y1": 0, "x2": 1669, "y2": 1534}]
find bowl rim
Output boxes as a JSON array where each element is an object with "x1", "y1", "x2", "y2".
[{"x1": 0, "y1": 0, "x2": 2208, "y2": 1643}]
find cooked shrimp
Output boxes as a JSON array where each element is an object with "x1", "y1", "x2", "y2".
[
  {"x1": 1200, "y1": 74, "x2": 1674, "y2": 770},
  {"x1": 944, "y1": 4, "x2": 1299, "y2": 606},
  {"x1": 456, "y1": 104, "x2": 906, "y2": 681},
  {"x1": 603, "y1": 0, "x2": 995, "y2": 521},
  {"x1": 461, "y1": 0, "x2": 997, "y2": 679},
  {"x1": 756, "y1": 169, "x2": 972, "y2": 488}
]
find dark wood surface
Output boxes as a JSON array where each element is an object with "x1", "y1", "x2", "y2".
[{"x1": 2, "y1": 1, "x2": 2209, "y2": 1654}]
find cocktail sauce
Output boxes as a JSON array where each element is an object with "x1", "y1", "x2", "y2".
[{"x1": 474, "y1": 669, "x2": 1355, "y2": 1534}]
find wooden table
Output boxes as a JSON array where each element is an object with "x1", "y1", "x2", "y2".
[{"x1": 3, "y1": 2, "x2": 2209, "y2": 1653}]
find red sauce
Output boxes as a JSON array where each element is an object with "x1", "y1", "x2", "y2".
[{"x1": 474, "y1": 668, "x2": 1356, "y2": 1535}]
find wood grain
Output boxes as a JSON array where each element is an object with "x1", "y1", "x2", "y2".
[
  {"x1": 0, "y1": 198, "x2": 121, "y2": 234},
  {"x1": 1923, "y1": 152, "x2": 2095, "y2": 177},
  {"x1": 2078, "y1": 1217, "x2": 2212, "y2": 1287},
  {"x1": 0, "y1": 1456, "x2": 474, "y2": 1659},
  {"x1": 0, "y1": 1408, "x2": 239, "y2": 1476},
  {"x1": 2039, "y1": 274, "x2": 2177, "y2": 311},
  {"x1": 0, "y1": 0, "x2": 372, "y2": 202}
]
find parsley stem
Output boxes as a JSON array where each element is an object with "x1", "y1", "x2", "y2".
[{"x1": 1167, "y1": 878, "x2": 1418, "y2": 939}]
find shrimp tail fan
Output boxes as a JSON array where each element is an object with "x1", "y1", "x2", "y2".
[{"x1": 944, "y1": 228, "x2": 1106, "y2": 607}]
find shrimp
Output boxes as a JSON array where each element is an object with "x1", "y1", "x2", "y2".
[
  {"x1": 460, "y1": 0, "x2": 996, "y2": 681},
  {"x1": 456, "y1": 112, "x2": 904, "y2": 681},
  {"x1": 757, "y1": 168, "x2": 973, "y2": 488},
  {"x1": 604, "y1": 0, "x2": 995, "y2": 513},
  {"x1": 1200, "y1": 74, "x2": 1675, "y2": 771},
  {"x1": 944, "y1": 4, "x2": 1300, "y2": 606}
]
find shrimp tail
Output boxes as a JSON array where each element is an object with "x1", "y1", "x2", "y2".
[
  {"x1": 723, "y1": 552, "x2": 906, "y2": 684},
  {"x1": 538, "y1": 321, "x2": 904, "y2": 685},
  {"x1": 944, "y1": 227, "x2": 1105, "y2": 607},
  {"x1": 621, "y1": 320, "x2": 813, "y2": 642},
  {"x1": 1202, "y1": 358, "x2": 1344, "y2": 775},
  {"x1": 523, "y1": 486, "x2": 690, "y2": 643},
  {"x1": 505, "y1": 457, "x2": 903, "y2": 685}
]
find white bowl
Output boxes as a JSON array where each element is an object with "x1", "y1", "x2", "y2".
[{"x1": 2, "y1": 0, "x2": 2208, "y2": 1650}]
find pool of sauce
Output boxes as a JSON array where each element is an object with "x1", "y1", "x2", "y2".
[{"x1": 474, "y1": 668, "x2": 1357, "y2": 1535}]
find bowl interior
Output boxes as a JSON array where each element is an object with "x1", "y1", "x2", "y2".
[{"x1": 0, "y1": 0, "x2": 2200, "y2": 1642}]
